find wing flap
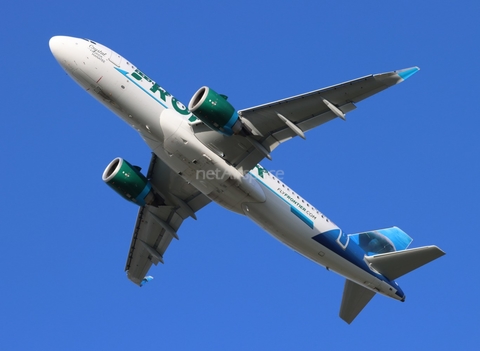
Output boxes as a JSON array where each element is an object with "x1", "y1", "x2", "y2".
[
  {"x1": 271, "y1": 102, "x2": 357, "y2": 144},
  {"x1": 339, "y1": 280, "x2": 376, "y2": 324},
  {"x1": 193, "y1": 67, "x2": 418, "y2": 173},
  {"x1": 125, "y1": 205, "x2": 179, "y2": 285},
  {"x1": 124, "y1": 153, "x2": 211, "y2": 286},
  {"x1": 239, "y1": 68, "x2": 415, "y2": 136}
]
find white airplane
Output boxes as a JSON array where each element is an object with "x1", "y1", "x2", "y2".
[{"x1": 49, "y1": 35, "x2": 444, "y2": 323}]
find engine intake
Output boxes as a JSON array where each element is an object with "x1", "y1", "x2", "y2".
[
  {"x1": 188, "y1": 86, "x2": 242, "y2": 135},
  {"x1": 102, "y1": 157, "x2": 155, "y2": 206}
]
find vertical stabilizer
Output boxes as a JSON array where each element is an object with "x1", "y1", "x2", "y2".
[
  {"x1": 349, "y1": 226, "x2": 413, "y2": 255},
  {"x1": 339, "y1": 280, "x2": 376, "y2": 324}
]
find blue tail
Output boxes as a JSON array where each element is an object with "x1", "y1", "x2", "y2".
[{"x1": 349, "y1": 226, "x2": 412, "y2": 255}]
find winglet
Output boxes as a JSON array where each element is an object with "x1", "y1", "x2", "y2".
[
  {"x1": 140, "y1": 275, "x2": 154, "y2": 287},
  {"x1": 396, "y1": 67, "x2": 420, "y2": 81}
]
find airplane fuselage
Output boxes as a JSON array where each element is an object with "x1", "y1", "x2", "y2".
[{"x1": 49, "y1": 36, "x2": 405, "y2": 302}]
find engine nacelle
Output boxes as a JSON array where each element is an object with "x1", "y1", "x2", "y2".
[
  {"x1": 188, "y1": 86, "x2": 242, "y2": 135},
  {"x1": 102, "y1": 157, "x2": 155, "y2": 206}
]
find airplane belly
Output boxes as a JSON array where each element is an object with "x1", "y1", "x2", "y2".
[
  {"x1": 112, "y1": 77, "x2": 164, "y2": 131},
  {"x1": 240, "y1": 181, "x2": 396, "y2": 296},
  {"x1": 153, "y1": 116, "x2": 266, "y2": 213},
  {"x1": 241, "y1": 183, "x2": 324, "y2": 257},
  {"x1": 240, "y1": 190, "x2": 350, "y2": 275}
]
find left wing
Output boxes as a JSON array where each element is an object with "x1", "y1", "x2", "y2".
[
  {"x1": 340, "y1": 279, "x2": 376, "y2": 324},
  {"x1": 125, "y1": 153, "x2": 211, "y2": 285},
  {"x1": 192, "y1": 67, "x2": 419, "y2": 172}
]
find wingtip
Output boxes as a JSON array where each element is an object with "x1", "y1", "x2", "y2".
[
  {"x1": 396, "y1": 66, "x2": 420, "y2": 81},
  {"x1": 139, "y1": 275, "x2": 154, "y2": 287},
  {"x1": 340, "y1": 315, "x2": 353, "y2": 324}
]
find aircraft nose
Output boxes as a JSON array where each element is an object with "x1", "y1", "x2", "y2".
[
  {"x1": 49, "y1": 36, "x2": 81, "y2": 73},
  {"x1": 49, "y1": 36, "x2": 68, "y2": 62}
]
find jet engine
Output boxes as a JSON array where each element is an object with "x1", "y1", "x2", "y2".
[
  {"x1": 188, "y1": 86, "x2": 243, "y2": 135},
  {"x1": 102, "y1": 157, "x2": 156, "y2": 206}
]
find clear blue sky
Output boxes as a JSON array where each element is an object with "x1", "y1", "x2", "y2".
[{"x1": 1, "y1": 1, "x2": 478, "y2": 350}]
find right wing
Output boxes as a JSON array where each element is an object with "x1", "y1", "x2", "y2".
[
  {"x1": 192, "y1": 67, "x2": 419, "y2": 173},
  {"x1": 125, "y1": 153, "x2": 211, "y2": 286}
]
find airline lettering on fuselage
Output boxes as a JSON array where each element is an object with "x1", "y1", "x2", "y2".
[
  {"x1": 253, "y1": 164, "x2": 317, "y2": 221},
  {"x1": 277, "y1": 188, "x2": 317, "y2": 220},
  {"x1": 89, "y1": 45, "x2": 107, "y2": 63},
  {"x1": 255, "y1": 165, "x2": 267, "y2": 178},
  {"x1": 130, "y1": 68, "x2": 190, "y2": 115}
]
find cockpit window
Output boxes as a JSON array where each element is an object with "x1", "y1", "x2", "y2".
[{"x1": 83, "y1": 38, "x2": 97, "y2": 45}]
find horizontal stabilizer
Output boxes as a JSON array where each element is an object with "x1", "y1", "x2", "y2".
[
  {"x1": 340, "y1": 280, "x2": 376, "y2": 324},
  {"x1": 365, "y1": 245, "x2": 445, "y2": 281},
  {"x1": 349, "y1": 226, "x2": 413, "y2": 255}
]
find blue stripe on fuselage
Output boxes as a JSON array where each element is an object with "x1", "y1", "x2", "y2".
[
  {"x1": 290, "y1": 206, "x2": 314, "y2": 228},
  {"x1": 312, "y1": 229, "x2": 404, "y2": 299}
]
